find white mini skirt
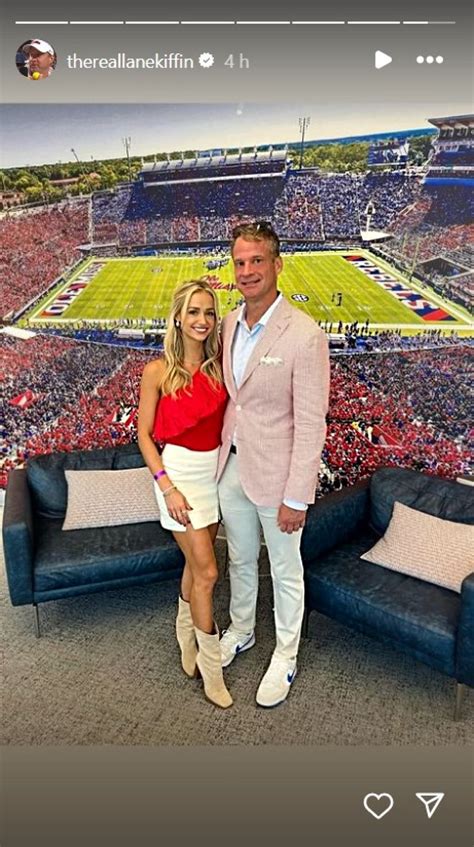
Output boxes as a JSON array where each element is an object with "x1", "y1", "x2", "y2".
[{"x1": 153, "y1": 443, "x2": 220, "y2": 533}]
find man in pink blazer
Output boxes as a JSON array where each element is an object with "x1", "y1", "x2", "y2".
[{"x1": 218, "y1": 221, "x2": 330, "y2": 706}]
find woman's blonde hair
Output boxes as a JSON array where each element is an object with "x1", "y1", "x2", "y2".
[{"x1": 161, "y1": 280, "x2": 223, "y2": 396}]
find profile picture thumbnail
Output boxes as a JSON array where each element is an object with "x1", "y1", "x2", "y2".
[{"x1": 16, "y1": 38, "x2": 57, "y2": 80}]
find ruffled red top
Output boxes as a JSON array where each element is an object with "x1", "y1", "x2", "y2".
[{"x1": 153, "y1": 370, "x2": 228, "y2": 451}]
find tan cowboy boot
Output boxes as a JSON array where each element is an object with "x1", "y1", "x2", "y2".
[
  {"x1": 194, "y1": 625, "x2": 233, "y2": 709},
  {"x1": 176, "y1": 596, "x2": 198, "y2": 677}
]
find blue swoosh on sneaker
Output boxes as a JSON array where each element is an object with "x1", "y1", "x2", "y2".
[
  {"x1": 287, "y1": 669, "x2": 297, "y2": 684},
  {"x1": 235, "y1": 634, "x2": 254, "y2": 653}
]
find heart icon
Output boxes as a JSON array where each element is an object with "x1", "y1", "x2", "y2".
[{"x1": 363, "y1": 793, "x2": 394, "y2": 820}]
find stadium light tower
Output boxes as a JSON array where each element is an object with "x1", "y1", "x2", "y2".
[
  {"x1": 298, "y1": 117, "x2": 311, "y2": 169},
  {"x1": 122, "y1": 136, "x2": 132, "y2": 184},
  {"x1": 71, "y1": 147, "x2": 86, "y2": 179}
]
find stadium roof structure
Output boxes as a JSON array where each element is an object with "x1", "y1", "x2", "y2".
[
  {"x1": 140, "y1": 148, "x2": 288, "y2": 187},
  {"x1": 141, "y1": 149, "x2": 287, "y2": 173},
  {"x1": 428, "y1": 114, "x2": 474, "y2": 128},
  {"x1": 426, "y1": 113, "x2": 473, "y2": 181}
]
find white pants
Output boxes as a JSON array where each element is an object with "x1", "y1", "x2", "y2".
[{"x1": 218, "y1": 453, "x2": 304, "y2": 660}]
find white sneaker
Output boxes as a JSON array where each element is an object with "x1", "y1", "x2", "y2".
[
  {"x1": 220, "y1": 629, "x2": 256, "y2": 668},
  {"x1": 256, "y1": 655, "x2": 297, "y2": 707}
]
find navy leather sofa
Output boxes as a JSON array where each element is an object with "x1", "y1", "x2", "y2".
[
  {"x1": 2, "y1": 443, "x2": 184, "y2": 636},
  {"x1": 301, "y1": 467, "x2": 474, "y2": 719}
]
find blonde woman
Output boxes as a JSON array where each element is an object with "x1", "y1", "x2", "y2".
[{"x1": 138, "y1": 280, "x2": 232, "y2": 708}]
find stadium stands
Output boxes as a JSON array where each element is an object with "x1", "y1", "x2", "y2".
[
  {"x1": 140, "y1": 149, "x2": 288, "y2": 186},
  {"x1": 325, "y1": 346, "x2": 472, "y2": 487},
  {"x1": 90, "y1": 169, "x2": 424, "y2": 248},
  {"x1": 2, "y1": 332, "x2": 471, "y2": 491},
  {"x1": 379, "y1": 115, "x2": 473, "y2": 307},
  {"x1": 383, "y1": 182, "x2": 474, "y2": 311},
  {"x1": 2, "y1": 125, "x2": 472, "y2": 496},
  {"x1": 0, "y1": 201, "x2": 89, "y2": 318},
  {"x1": 1, "y1": 333, "x2": 153, "y2": 488}
]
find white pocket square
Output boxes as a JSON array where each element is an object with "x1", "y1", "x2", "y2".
[{"x1": 260, "y1": 356, "x2": 283, "y2": 366}]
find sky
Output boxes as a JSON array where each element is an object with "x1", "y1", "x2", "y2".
[{"x1": 0, "y1": 101, "x2": 470, "y2": 168}]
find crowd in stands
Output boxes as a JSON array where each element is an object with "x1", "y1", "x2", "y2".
[
  {"x1": 386, "y1": 223, "x2": 474, "y2": 267},
  {"x1": 171, "y1": 215, "x2": 200, "y2": 242},
  {"x1": 141, "y1": 155, "x2": 287, "y2": 187},
  {"x1": 2, "y1": 165, "x2": 472, "y2": 496},
  {"x1": 355, "y1": 172, "x2": 421, "y2": 231},
  {"x1": 278, "y1": 175, "x2": 323, "y2": 239},
  {"x1": 199, "y1": 216, "x2": 231, "y2": 241},
  {"x1": 2, "y1": 332, "x2": 471, "y2": 492},
  {"x1": 324, "y1": 346, "x2": 472, "y2": 487},
  {"x1": 92, "y1": 179, "x2": 285, "y2": 244},
  {"x1": 0, "y1": 201, "x2": 89, "y2": 318},
  {"x1": 92, "y1": 190, "x2": 129, "y2": 237},
  {"x1": 90, "y1": 172, "x2": 424, "y2": 247},
  {"x1": 377, "y1": 182, "x2": 474, "y2": 310},
  {"x1": 422, "y1": 184, "x2": 473, "y2": 228},
  {"x1": 1, "y1": 333, "x2": 153, "y2": 488},
  {"x1": 317, "y1": 174, "x2": 360, "y2": 238},
  {"x1": 441, "y1": 271, "x2": 474, "y2": 311},
  {"x1": 118, "y1": 219, "x2": 147, "y2": 245},
  {"x1": 39, "y1": 170, "x2": 467, "y2": 322},
  {"x1": 430, "y1": 147, "x2": 473, "y2": 168},
  {"x1": 3, "y1": 167, "x2": 470, "y2": 328},
  {"x1": 23, "y1": 350, "x2": 152, "y2": 461}
]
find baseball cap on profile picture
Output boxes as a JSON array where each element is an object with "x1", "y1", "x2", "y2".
[
  {"x1": 20, "y1": 38, "x2": 57, "y2": 80},
  {"x1": 25, "y1": 39, "x2": 55, "y2": 56}
]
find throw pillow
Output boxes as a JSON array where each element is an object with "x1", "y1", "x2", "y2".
[
  {"x1": 62, "y1": 467, "x2": 160, "y2": 531},
  {"x1": 361, "y1": 500, "x2": 474, "y2": 593}
]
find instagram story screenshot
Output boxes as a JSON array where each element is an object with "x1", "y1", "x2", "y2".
[{"x1": 0, "y1": 0, "x2": 473, "y2": 845}]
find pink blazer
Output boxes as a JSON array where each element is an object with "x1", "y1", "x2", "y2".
[{"x1": 217, "y1": 297, "x2": 330, "y2": 507}]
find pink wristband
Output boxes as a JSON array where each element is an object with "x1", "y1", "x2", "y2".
[{"x1": 153, "y1": 469, "x2": 167, "y2": 481}]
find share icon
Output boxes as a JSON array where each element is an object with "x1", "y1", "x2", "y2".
[{"x1": 416, "y1": 793, "x2": 445, "y2": 819}]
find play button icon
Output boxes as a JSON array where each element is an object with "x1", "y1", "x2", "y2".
[{"x1": 375, "y1": 50, "x2": 392, "y2": 69}]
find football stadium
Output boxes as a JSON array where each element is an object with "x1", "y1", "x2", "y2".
[
  {"x1": 24, "y1": 249, "x2": 470, "y2": 328},
  {"x1": 2, "y1": 111, "x2": 473, "y2": 494}
]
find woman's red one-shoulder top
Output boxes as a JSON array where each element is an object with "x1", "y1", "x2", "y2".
[{"x1": 153, "y1": 369, "x2": 228, "y2": 451}]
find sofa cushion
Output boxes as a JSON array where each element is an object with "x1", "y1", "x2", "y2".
[
  {"x1": 62, "y1": 467, "x2": 160, "y2": 531},
  {"x1": 361, "y1": 501, "x2": 474, "y2": 593},
  {"x1": 304, "y1": 529, "x2": 459, "y2": 675},
  {"x1": 34, "y1": 516, "x2": 183, "y2": 596},
  {"x1": 369, "y1": 467, "x2": 474, "y2": 536},
  {"x1": 27, "y1": 443, "x2": 145, "y2": 519}
]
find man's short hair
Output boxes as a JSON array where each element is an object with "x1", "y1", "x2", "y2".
[{"x1": 231, "y1": 220, "x2": 280, "y2": 258}]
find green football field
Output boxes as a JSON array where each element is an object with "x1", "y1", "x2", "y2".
[{"x1": 27, "y1": 251, "x2": 473, "y2": 330}]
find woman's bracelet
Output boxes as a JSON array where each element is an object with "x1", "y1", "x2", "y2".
[
  {"x1": 162, "y1": 485, "x2": 177, "y2": 498},
  {"x1": 153, "y1": 469, "x2": 168, "y2": 482}
]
